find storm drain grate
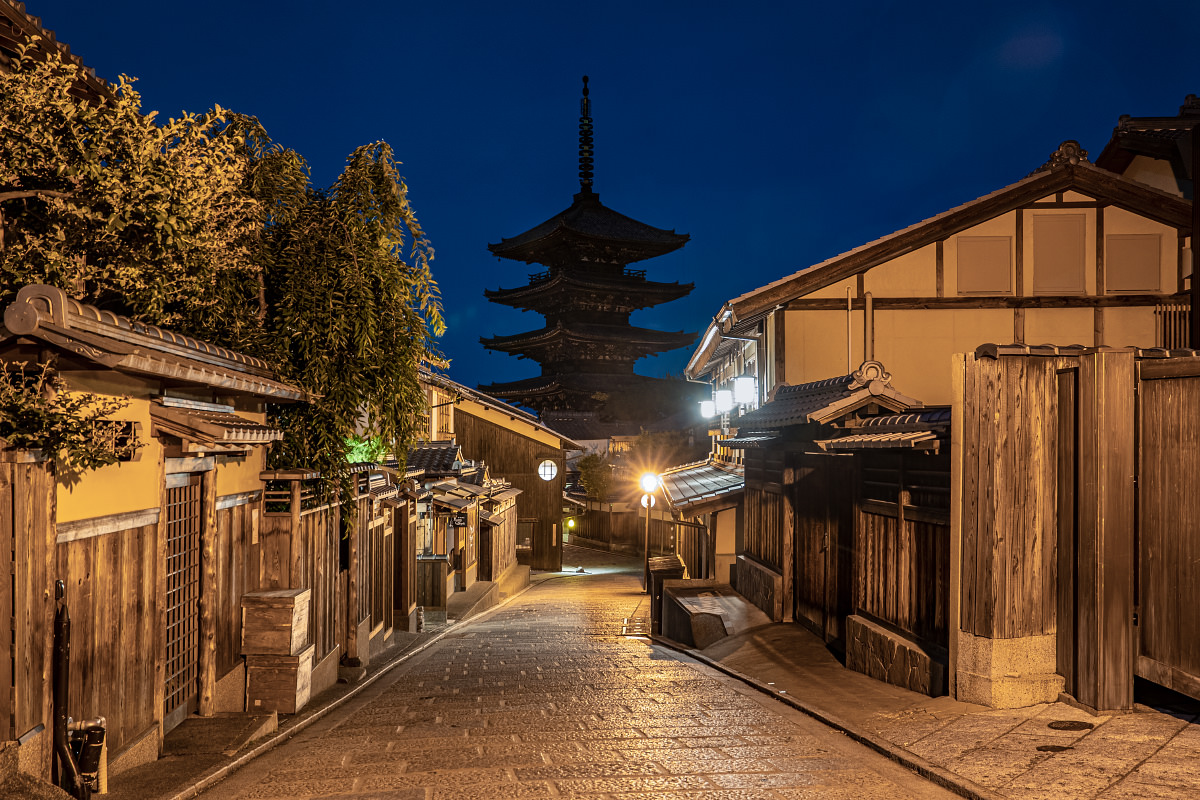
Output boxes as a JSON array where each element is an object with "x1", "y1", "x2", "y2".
[
  {"x1": 1047, "y1": 720, "x2": 1094, "y2": 731},
  {"x1": 621, "y1": 617, "x2": 650, "y2": 636}
]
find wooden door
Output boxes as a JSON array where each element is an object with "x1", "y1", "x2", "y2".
[
  {"x1": 163, "y1": 473, "x2": 203, "y2": 733},
  {"x1": 1136, "y1": 373, "x2": 1200, "y2": 700},
  {"x1": 790, "y1": 453, "x2": 853, "y2": 642}
]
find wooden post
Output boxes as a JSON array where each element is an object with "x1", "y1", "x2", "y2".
[
  {"x1": 153, "y1": 450, "x2": 168, "y2": 751},
  {"x1": 1074, "y1": 348, "x2": 1136, "y2": 711},
  {"x1": 197, "y1": 470, "x2": 218, "y2": 716},
  {"x1": 1191, "y1": 123, "x2": 1199, "y2": 348},
  {"x1": 345, "y1": 493, "x2": 360, "y2": 662}
]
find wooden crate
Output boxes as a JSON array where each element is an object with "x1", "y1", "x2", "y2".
[
  {"x1": 241, "y1": 588, "x2": 310, "y2": 655},
  {"x1": 245, "y1": 644, "x2": 314, "y2": 714}
]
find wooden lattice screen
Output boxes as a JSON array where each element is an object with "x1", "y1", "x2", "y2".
[{"x1": 164, "y1": 474, "x2": 202, "y2": 727}]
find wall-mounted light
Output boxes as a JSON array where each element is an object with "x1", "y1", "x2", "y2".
[
  {"x1": 714, "y1": 389, "x2": 734, "y2": 413},
  {"x1": 699, "y1": 399, "x2": 716, "y2": 418},
  {"x1": 733, "y1": 375, "x2": 757, "y2": 405}
]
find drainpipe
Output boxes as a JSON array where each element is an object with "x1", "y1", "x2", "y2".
[
  {"x1": 52, "y1": 581, "x2": 85, "y2": 799},
  {"x1": 846, "y1": 287, "x2": 853, "y2": 373},
  {"x1": 864, "y1": 292, "x2": 875, "y2": 363},
  {"x1": 1192, "y1": 122, "x2": 1199, "y2": 348}
]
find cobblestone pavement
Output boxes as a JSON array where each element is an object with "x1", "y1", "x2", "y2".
[{"x1": 201, "y1": 548, "x2": 955, "y2": 799}]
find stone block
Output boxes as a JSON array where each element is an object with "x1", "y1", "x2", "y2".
[
  {"x1": 845, "y1": 614, "x2": 947, "y2": 696},
  {"x1": 734, "y1": 556, "x2": 782, "y2": 621},
  {"x1": 954, "y1": 629, "x2": 1064, "y2": 708}
]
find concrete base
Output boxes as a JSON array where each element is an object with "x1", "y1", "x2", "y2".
[
  {"x1": 661, "y1": 580, "x2": 772, "y2": 648},
  {"x1": 496, "y1": 563, "x2": 530, "y2": 598},
  {"x1": 108, "y1": 724, "x2": 159, "y2": 776},
  {"x1": 734, "y1": 556, "x2": 783, "y2": 621},
  {"x1": 845, "y1": 615, "x2": 946, "y2": 697},
  {"x1": 353, "y1": 617, "x2": 372, "y2": 667},
  {"x1": 310, "y1": 644, "x2": 341, "y2": 699},
  {"x1": 162, "y1": 712, "x2": 277, "y2": 757},
  {"x1": 214, "y1": 662, "x2": 245, "y2": 712},
  {"x1": 955, "y1": 629, "x2": 1064, "y2": 708}
]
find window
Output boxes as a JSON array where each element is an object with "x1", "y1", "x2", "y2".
[
  {"x1": 537, "y1": 459, "x2": 558, "y2": 481},
  {"x1": 1033, "y1": 214, "x2": 1086, "y2": 295},
  {"x1": 1106, "y1": 234, "x2": 1161, "y2": 293},
  {"x1": 957, "y1": 236, "x2": 1012, "y2": 294}
]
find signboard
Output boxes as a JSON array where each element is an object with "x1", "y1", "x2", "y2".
[{"x1": 451, "y1": 513, "x2": 468, "y2": 527}]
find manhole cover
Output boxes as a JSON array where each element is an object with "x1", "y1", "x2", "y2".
[
  {"x1": 1037, "y1": 744, "x2": 1074, "y2": 752},
  {"x1": 1047, "y1": 720, "x2": 1094, "y2": 731}
]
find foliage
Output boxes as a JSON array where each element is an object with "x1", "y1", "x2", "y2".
[
  {"x1": 0, "y1": 362, "x2": 140, "y2": 473},
  {"x1": 0, "y1": 44, "x2": 443, "y2": 512},
  {"x1": 0, "y1": 41, "x2": 262, "y2": 329},
  {"x1": 345, "y1": 434, "x2": 389, "y2": 464},
  {"x1": 255, "y1": 141, "x2": 443, "y2": 509},
  {"x1": 577, "y1": 453, "x2": 613, "y2": 502}
]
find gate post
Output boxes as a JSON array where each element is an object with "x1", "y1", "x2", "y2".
[{"x1": 1073, "y1": 348, "x2": 1136, "y2": 711}]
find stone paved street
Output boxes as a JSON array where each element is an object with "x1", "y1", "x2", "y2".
[{"x1": 201, "y1": 548, "x2": 954, "y2": 799}]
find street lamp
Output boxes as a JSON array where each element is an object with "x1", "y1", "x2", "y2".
[{"x1": 640, "y1": 472, "x2": 660, "y2": 592}]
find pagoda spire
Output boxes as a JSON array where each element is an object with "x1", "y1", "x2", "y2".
[{"x1": 578, "y1": 75, "x2": 594, "y2": 191}]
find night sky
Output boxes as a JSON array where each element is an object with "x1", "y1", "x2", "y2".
[{"x1": 37, "y1": 1, "x2": 1200, "y2": 390}]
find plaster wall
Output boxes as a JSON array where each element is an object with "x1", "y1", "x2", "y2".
[
  {"x1": 944, "y1": 212, "x2": 1018, "y2": 296},
  {"x1": 1025, "y1": 308, "x2": 1094, "y2": 347},
  {"x1": 1104, "y1": 306, "x2": 1158, "y2": 348},
  {"x1": 1103, "y1": 206, "x2": 1178, "y2": 294},
  {"x1": 1121, "y1": 155, "x2": 1182, "y2": 197},
  {"x1": 55, "y1": 372, "x2": 160, "y2": 523},
  {"x1": 863, "y1": 246, "x2": 938, "y2": 296},
  {"x1": 714, "y1": 507, "x2": 737, "y2": 586},
  {"x1": 806, "y1": 276, "x2": 857, "y2": 300}
]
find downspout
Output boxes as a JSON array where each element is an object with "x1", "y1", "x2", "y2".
[
  {"x1": 864, "y1": 291, "x2": 875, "y2": 362},
  {"x1": 1192, "y1": 122, "x2": 1200, "y2": 348},
  {"x1": 846, "y1": 287, "x2": 852, "y2": 373}
]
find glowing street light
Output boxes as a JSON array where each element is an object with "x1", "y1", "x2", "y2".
[
  {"x1": 714, "y1": 389, "x2": 734, "y2": 414},
  {"x1": 699, "y1": 399, "x2": 716, "y2": 418},
  {"x1": 733, "y1": 375, "x2": 757, "y2": 405},
  {"x1": 640, "y1": 472, "x2": 660, "y2": 592}
]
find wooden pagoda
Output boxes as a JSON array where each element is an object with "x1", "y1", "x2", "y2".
[{"x1": 481, "y1": 77, "x2": 696, "y2": 416}]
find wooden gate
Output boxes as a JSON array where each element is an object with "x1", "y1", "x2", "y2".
[
  {"x1": 163, "y1": 473, "x2": 203, "y2": 732},
  {"x1": 789, "y1": 452, "x2": 853, "y2": 642},
  {"x1": 1136, "y1": 367, "x2": 1200, "y2": 699}
]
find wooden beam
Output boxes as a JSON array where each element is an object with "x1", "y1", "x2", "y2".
[
  {"x1": 783, "y1": 293, "x2": 1186, "y2": 311},
  {"x1": 197, "y1": 470, "x2": 218, "y2": 716}
]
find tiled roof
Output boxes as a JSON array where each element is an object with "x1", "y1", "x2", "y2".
[
  {"x1": 489, "y1": 189, "x2": 688, "y2": 267},
  {"x1": 150, "y1": 402, "x2": 280, "y2": 453},
  {"x1": 406, "y1": 442, "x2": 462, "y2": 474},
  {"x1": 2, "y1": 284, "x2": 306, "y2": 400},
  {"x1": 661, "y1": 459, "x2": 744, "y2": 514},
  {"x1": 481, "y1": 320, "x2": 696, "y2": 353},
  {"x1": 816, "y1": 407, "x2": 950, "y2": 452},
  {"x1": 732, "y1": 362, "x2": 921, "y2": 431}
]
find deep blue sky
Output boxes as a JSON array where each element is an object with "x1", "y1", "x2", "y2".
[{"x1": 39, "y1": 1, "x2": 1200, "y2": 389}]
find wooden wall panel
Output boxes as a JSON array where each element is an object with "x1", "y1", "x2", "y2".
[{"x1": 55, "y1": 522, "x2": 158, "y2": 762}]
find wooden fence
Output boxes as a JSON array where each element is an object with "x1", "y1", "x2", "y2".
[
  {"x1": 570, "y1": 505, "x2": 676, "y2": 559},
  {"x1": 1, "y1": 455, "x2": 54, "y2": 779}
]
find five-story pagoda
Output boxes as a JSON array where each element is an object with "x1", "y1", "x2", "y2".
[{"x1": 480, "y1": 77, "x2": 696, "y2": 417}]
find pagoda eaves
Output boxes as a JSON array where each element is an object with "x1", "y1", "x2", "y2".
[{"x1": 484, "y1": 270, "x2": 694, "y2": 314}]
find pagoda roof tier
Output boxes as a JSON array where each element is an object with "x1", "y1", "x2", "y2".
[
  {"x1": 484, "y1": 270, "x2": 694, "y2": 313},
  {"x1": 478, "y1": 372, "x2": 680, "y2": 410},
  {"x1": 480, "y1": 321, "x2": 696, "y2": 362},
  {"x1": 488, "y1": 189, "x2": 689, "y2": 268}
]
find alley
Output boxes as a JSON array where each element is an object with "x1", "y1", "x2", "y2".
[{"x1": 201, "y1": 547, "x2": 955, "y2": 799}]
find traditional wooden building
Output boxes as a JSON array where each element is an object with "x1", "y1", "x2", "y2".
[
  {"x1": 418, "y1": 369, "x2": 579, "y2": 572},
  {"x1": 681, "y1": 129, "x2": 1197, "y2": 706},
  {"x1": 480, "y1": 77, "x2": 696, "y2": 418}
]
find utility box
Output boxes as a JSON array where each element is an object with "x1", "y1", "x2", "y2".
[
  {"x1": 241, "y1": 588, "x2": 310, "y2": 656},
  {"x1": 648, "y1": 555, "x2": 686, "y2": 635}
]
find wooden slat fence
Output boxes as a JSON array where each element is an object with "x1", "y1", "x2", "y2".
[{"x1": 1, "y1": 456, "x2": 54, "y2": 779}]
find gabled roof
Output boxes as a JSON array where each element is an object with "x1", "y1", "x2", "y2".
[
  {"x1": 150, "y1": 401, "x2": 281, "y2": 455},
  {"x1": 707, "y1": 145, "x2": 1194, "y2": 335},
  {"x1": 1096, "y1": 94, "x2": 1200, "y2": 179},
  {"x1": 660, "y1": 458, "x2": 744, "y2": 516},
  {"x1": 1, "y1": 284, "x2": 307, "y2": 401},
  {"x1": 732, "y1": 361, "x2": 921, "y2": 431},
  {"x1": 815, "y1": 407, "x2": 951, "y2": 453},
  {"x1": 0, "y1": 0, "x2": 110, "y2": 103},
  {"x1": 489, "y1": 189, "x2": 689, "y2": 267}
]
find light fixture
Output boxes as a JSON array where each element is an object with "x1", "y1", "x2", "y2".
[
  {"x1": 734, "y1": 375, "x2": 757, "y2": 405},
  {"x1": 699, "y1": 399, "x2": 716, "y2": 418},
  {"x1": 714, "y1": 389, "x2": 734, "y2": 413},
  {"x1": 639, "y1": 473, "x2": 660, "y2": 493},
  {"x1": 537, "y1": 459, "x2": 558, "y2": 481}
]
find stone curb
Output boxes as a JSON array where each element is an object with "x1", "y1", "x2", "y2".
[
  {"x1": 161, "y1": 578, "x2": 542, "y2": 800},
  {"x1": 650, "y1": 634, "x2": 1004, "y2": 800}
]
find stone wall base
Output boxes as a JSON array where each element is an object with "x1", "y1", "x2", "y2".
[
  {"x1": 734, "y1": 556, "x2": 782, "y2": 621},
  {"x1": 846, "y1": 615, "x2": 947, "y2": 696},
  {"x1": 310, "y1": 644, "x2": 341, "y2": 700},
  {"x1": 955, "y1": 629, "x2": 1064, "y2": 708},
  {"x1": 214, "y1": 662, "x2": 246, "y2": 712}
]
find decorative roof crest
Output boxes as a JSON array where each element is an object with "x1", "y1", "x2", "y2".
[
  {"x1": 578, "y1": 75, "x2": 594, "y2": 191},
  {"x1": 1041, "y1": 140, "x2": 1090, "y2": 170},
  {"x1": 849, "y1": 360, "x2": 892, "y2": 391}
]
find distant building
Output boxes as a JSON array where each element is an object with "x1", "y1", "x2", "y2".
[{"x1": 480, "y1": 77, "x2": 697, "y2": 423}]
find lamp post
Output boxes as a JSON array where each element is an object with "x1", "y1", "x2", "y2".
[{"x1": 640, "y1": 472, "x2": 660, "y2": 592}]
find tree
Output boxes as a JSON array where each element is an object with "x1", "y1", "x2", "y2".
[
  {"x1": 577, "y1": 453, "x2": 613, "y2": 503},
  {"x1": 0, "y1": 44, "x2": 445, "y2": 502},
  {"x1": 0, "y1": 41, "x2": 262, "y2": 329}
]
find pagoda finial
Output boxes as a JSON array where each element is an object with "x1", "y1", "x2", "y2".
[{"x1": 578, "y1": 75, "x2": 594, "y2": 191}]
